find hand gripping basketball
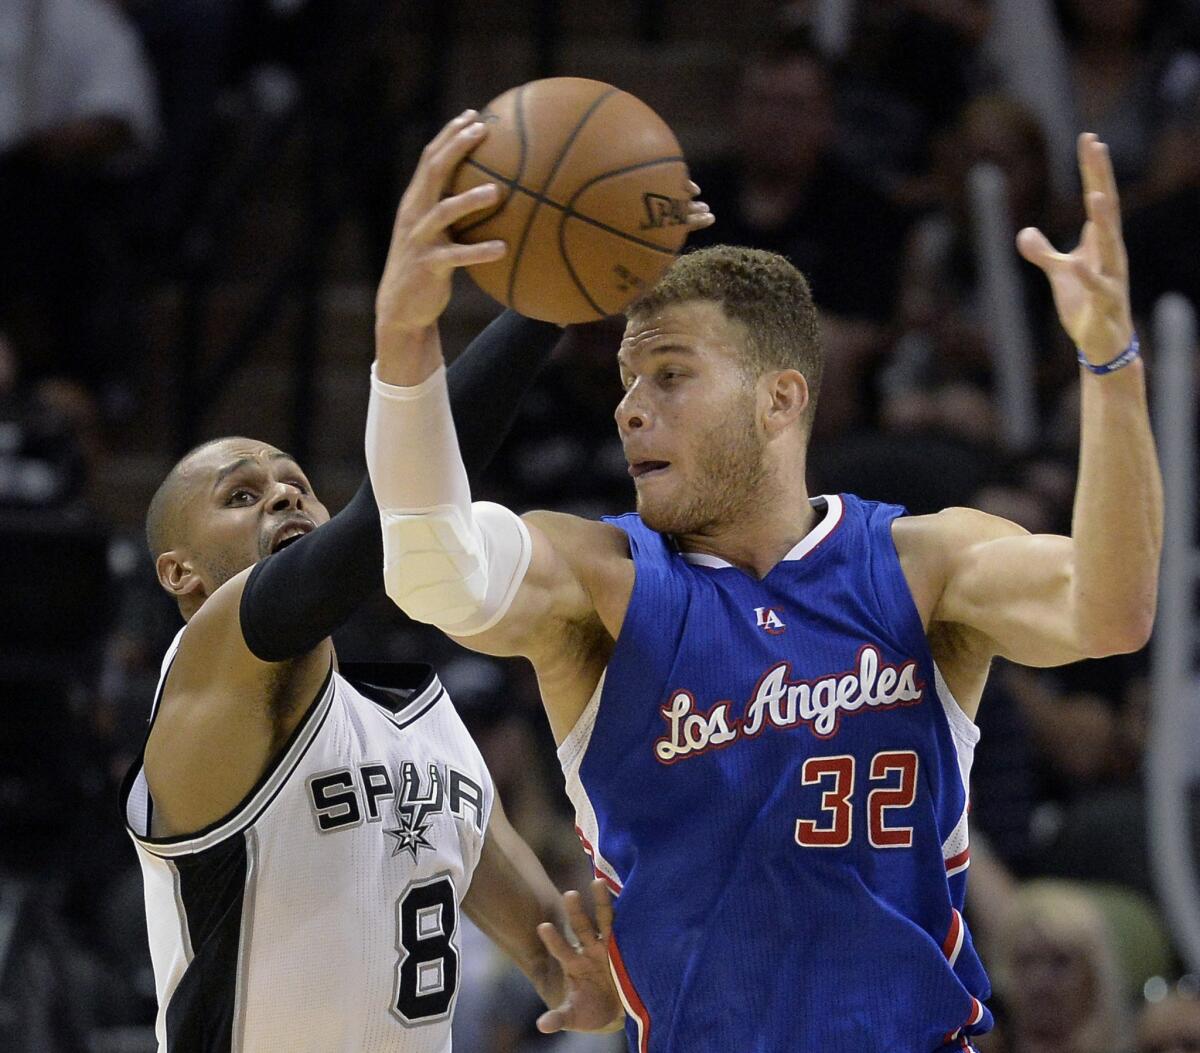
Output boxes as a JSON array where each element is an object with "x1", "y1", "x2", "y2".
[
  {"x1": 450, "y1": 77, "x2": 715, "y2": 324},
  {"x1": 375, "y1": 110, "x2": 508, "y2": 335}
]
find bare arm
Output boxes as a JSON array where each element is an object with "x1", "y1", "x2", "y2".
[
  {"x1": 905, "y1": 134, "x2": 1161, "y2": 670},
  {"x1": 463, "y1": 798, "x2": 567, "y2": 1006},
  {"x1": 144, "y1": 571, "x2": 331, "y2": 835},
  {"x1": 464, "y1": 801, "x2": 623, "y2": 1032}
]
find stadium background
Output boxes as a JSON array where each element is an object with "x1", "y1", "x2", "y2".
[{"x1": 2, "y1": 0, "x2": 1200, "y2": 1049}]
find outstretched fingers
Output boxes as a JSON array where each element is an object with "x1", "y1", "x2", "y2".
[
  {"x1": 684, "y1": 179, "x2": 715, "y2": 230},
  {"x1": 1078, "y1": 135, "x2": 1127, "y2": 278},
  {"x1": 563, "y1": 889, "x2": 601, "y2": 948},
  {"x1": 425, "y1": 240, "x2": 506, "y2": 274}
]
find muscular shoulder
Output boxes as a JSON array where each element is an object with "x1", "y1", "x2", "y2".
[
  {"x1": 520, "y1": 511, "x2": 632, "y2": 628},
  {"x1": 891, "y1": 507, "x2": 1028, "y2": 624},
  {"x1": 522, "y1": 511, "x2": 629, "y2": 577},
  {"x1": 893, "y1": 505, "x2": 1028, "y2": 556}
]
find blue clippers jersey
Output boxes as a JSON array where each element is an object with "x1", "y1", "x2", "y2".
[{"x1": 557, "y1": 494, "x2": 991, "y2": 1053}]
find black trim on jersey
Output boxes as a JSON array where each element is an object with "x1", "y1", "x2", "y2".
[
  {"x1": 164, "y1": 836, "x2": 249, "y2": 1051},
  {"x1": 119, "y1": 664, "x2": 335, "y2": 849},
  {"x1": 117, "y1": 633, "x2": 184, "y2": 839},
  {"x1": 340, "y1": 662, "x2": 445, "y2": 729}
]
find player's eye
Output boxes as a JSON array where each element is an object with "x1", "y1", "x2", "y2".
[
  {"x1": 226, "y1": 488, "x2": 256, "y2": 505},
  {"x1": 288, "y1": 479, "x2": 310, "y2": 494}
]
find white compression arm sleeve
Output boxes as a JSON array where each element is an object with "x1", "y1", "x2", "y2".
[{"x1": 365, "y1": 362, "x2": 532, "y2": 635}]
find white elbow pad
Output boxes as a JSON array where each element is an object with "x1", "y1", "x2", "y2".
[
  {"x1": 365, "y1": 362, "x2": 531, "y2": 634},
  {"x1": 380, "y1": 500, "x2": 532, "y2": 635}
]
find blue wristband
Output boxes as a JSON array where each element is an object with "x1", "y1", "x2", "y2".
[{"x1": 1077, "y1": 333, "x2": 1140, "y2": 375}]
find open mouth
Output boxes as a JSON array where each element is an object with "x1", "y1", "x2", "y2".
[
  {"x1": 628, "y1": 460, "x2": 671, "y2": 479},
  {"x1": 270, "y1": 522, "x2": 313, "y2": 553}
]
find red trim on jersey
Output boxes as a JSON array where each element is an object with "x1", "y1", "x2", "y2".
[
  {"x1": 967, "y1": 997, "x2": 984, "y2": 1026},
  {"x1": 574, "y1": 825, "x2": 623, "y2": 895},
  {"x1": 944, "y1": 847, "x2": 971, "y2": 872},
  {"x1": 792, "y1": 494, "x2": 845, "y2": 563},
  {"x1": 941, "y1": 908, "x2": 963, "y2": 963},
  {"x1": 609, "y1": 934, "x2": 651, "y2": 1053}
]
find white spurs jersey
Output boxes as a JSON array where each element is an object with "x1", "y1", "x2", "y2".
[{"x1": 121, "y1": 629, "x2": 495, "y2": 1053}]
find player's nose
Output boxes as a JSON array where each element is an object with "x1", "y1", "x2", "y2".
[
  {"x1": 267, "y1": 482, "x2": 305, "y2": 513},
  {"x1": 615, "y1": 388, "x2": 647, "y2": 433}
]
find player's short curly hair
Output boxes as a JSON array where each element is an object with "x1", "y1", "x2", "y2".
[{"x1": 627, "y1": 245, "x2": 823, "y2": 417}]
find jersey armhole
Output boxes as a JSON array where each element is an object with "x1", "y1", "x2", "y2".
[
  {"x1": 864, "y1": 505, "x2": 929, "y2": 654},
  {"x1": 866, "y1": 505, "x2": 981, "y2": 738},
  {"x1": 121, "y1": 665, "x2": 336, "y2": 856}
]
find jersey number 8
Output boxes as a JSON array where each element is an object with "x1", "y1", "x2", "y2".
[{"x1": 393, "y1": 874, "x2": 460, "y2": 1026}]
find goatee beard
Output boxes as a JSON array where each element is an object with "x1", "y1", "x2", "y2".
[{"x1": 639, "y1": 412, "x2": 768, "y2": 537}]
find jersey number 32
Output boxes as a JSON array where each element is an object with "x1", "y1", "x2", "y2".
[{"x1": 795, "y1": 749, "x2": 919, "y2": 849}]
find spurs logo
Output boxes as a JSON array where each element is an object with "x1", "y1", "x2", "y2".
[
  {"x1": 387, "y1": 762, "x2": 444, "y2": 861},
  {"x1": 308, "y1": 760, "x2": 486, "y2": 855}
]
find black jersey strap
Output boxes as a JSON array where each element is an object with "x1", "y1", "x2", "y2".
[{"x1": 239, "y1": 311, "x2": 561, "y2": 662}]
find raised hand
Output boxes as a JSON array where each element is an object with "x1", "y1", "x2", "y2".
[
  {"x1": 376, "y1": 111, "x2": 506, "y2": 336},
  {"x1": 1016, "y1": 133, "x2": 1134, "y2": 365},
  {"x1": 535, "y1": 880, "x2": 626, "y2": 1035}
]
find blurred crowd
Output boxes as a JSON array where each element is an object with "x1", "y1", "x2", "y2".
[{"x1": 2, "y1": 1, "x2": 1200, "y2": 1051}]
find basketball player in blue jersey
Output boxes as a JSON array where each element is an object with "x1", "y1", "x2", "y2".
[
  {"x1": 365, "y1": 131, "x2": 1160, "y2": 1053},
  {"x1": 118, "y1": 112, "x2": 716, "y2": 1050}
]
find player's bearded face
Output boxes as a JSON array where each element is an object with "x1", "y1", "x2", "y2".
[
  {"x1": 636, "y1": 382, "x2": 767, "y2": 535},
  {"x1": 618, "y1": 302, "x2": 771, "y2": 537}
]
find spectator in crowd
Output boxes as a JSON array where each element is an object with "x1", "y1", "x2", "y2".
[
  {"x1": 883, "y1": 93, "x2": 1073, "y2": 440},
  {"x1": 990, "y1": 881, "x2": 1129, "y2": 1053},
  {"x1": 837, "y1": 0, "x2": 992, "y2": 205},
  {"x1": 689, "y1": 42, "x2": 912, "y2": 434},
  {"x1": 1136, "y1": 992, "x2": 1200, "y2": 1053},
  {"x1": 0, "y1": 0, "x2": 159, "y2": 398},
  {"x1": 691, "y1": 44, "x2": 911, "y2": 327},
  {"x1": 1054, "y1": 0, "x2": 1200, "y2": 201},
  {"x1": 0, "y1": 331, "x2": 92, "y2": 509}
]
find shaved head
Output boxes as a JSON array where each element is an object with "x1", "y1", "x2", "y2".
[
  {"x1": 146, "y1": 437, "x2": 296, "y2": 558},
  {"x1": 146, "y1": 436, "x2": 325, "y2": 620},
  {"x1": 146, "y1": 438, "x2": 229, "y2": 559}
]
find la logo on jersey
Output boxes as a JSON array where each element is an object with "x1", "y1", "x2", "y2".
[{"x1": 754, "y1": 607, "x2": 786, "y2": 634}]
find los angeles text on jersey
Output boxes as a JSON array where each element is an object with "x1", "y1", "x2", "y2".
[
  {"x1": 307, "y1": 760, "x2": 485, "y2": 855},
  {"x1": 654, "y1": 644, "x2": 925, "y2": 764}
]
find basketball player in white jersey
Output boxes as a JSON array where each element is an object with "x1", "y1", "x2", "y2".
[{"x1": 119, "y1": 112, "x2": 714, "y2": 1052}]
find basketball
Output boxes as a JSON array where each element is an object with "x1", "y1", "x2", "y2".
[{"x1": 450, "y1": 77, "x2": 693, "y2": 325}]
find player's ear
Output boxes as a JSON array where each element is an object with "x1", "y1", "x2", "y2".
[
  {"x1": 762, "y1": 369, "x2": 809, "y2": 435},
  {"x1": 157, "y1": 550, "x2": 205, "y2": 602}
]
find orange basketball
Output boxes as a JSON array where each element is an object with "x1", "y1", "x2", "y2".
[{"x1": 450, "y1": 77, "x2": 693, "y2": 325}]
